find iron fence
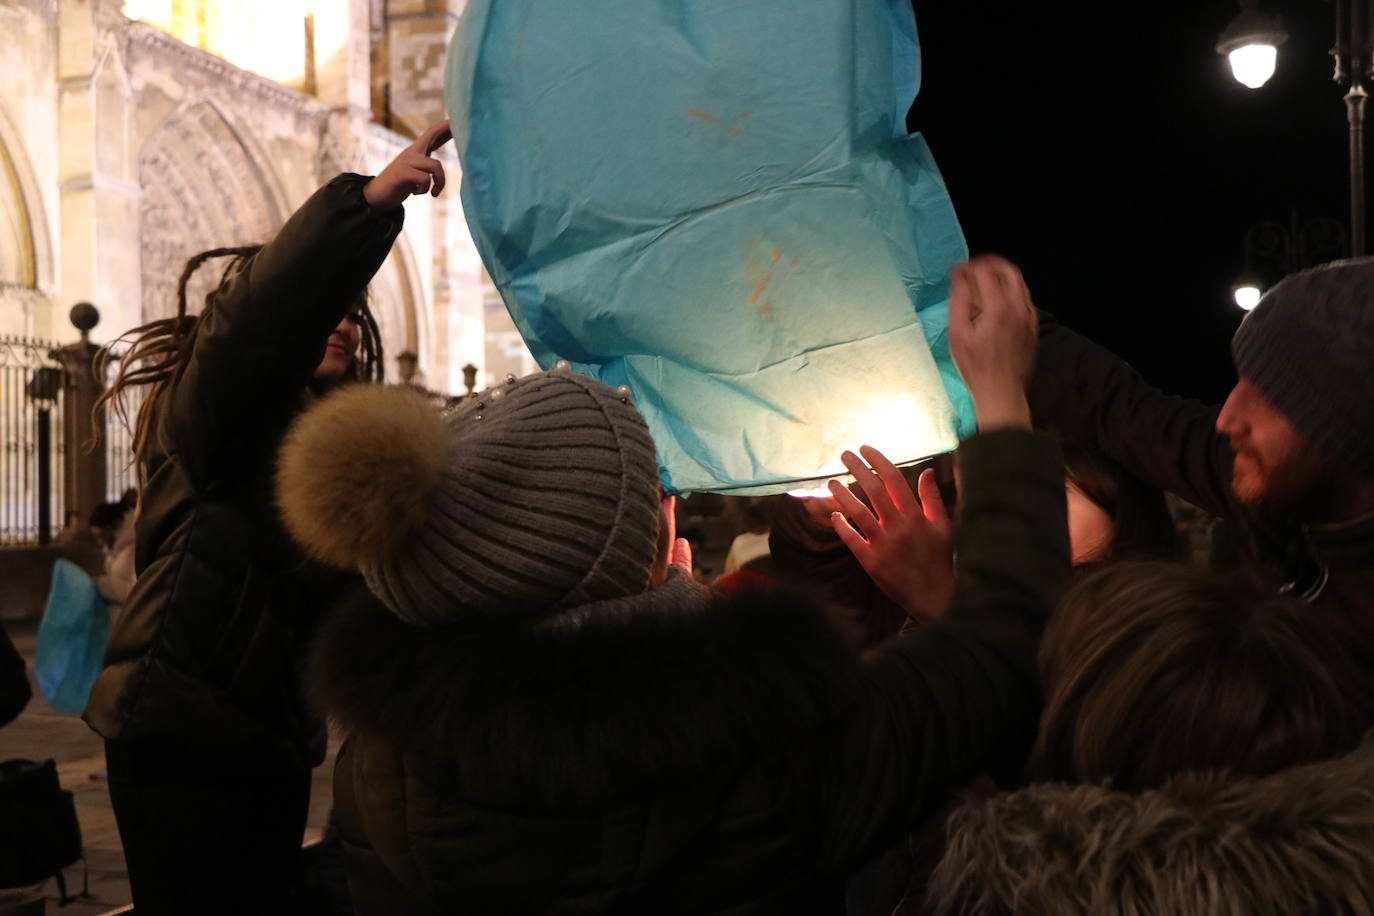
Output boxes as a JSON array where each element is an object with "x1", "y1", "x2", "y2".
[
  {"x1": 102, "y1": 350, "x2": 142, "y2": 503},
  {"x1": 0, "y1": 335, "x2": 66, "y2": 545}
]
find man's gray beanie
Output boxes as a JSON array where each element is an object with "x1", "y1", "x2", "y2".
[
  {"x1": 1232, "y1": 257, "x2": 1374, "y2": 476},
  {"x1": 278, "y1": 366, "x2": 663, "y2": 626}
]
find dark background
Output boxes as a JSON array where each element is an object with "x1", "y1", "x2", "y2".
[{"x1": 906, "y1": 0, "x2": 1350, "y2": 403}]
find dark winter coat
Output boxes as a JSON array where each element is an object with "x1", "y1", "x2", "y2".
[
  {"x1": 309, "y1": 430, "x2": 1070, "y2": 915},
  {"x1": 0, "y1": 623, "x2": 30, "y2": 728},
  {"x1": 925, "y1": 737, "x2": 1374, "y2": 915},
  {"x1": 1031, "y1": 313, "x2": 1374, "y2": 664},
  {"x1": 83, "y1": 175, "x2": 403, "y2": 767}
]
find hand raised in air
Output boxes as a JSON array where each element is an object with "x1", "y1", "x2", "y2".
[{"x1": 364, "y1": 121, "x2": 454, "y2": 211}]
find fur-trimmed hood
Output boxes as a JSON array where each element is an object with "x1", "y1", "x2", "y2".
[
  {"x1": 308, "y1": 572, "x2": 864, "y2": 805},
  {"x1": 926, "y1": 738, "x2": 1374, "y2": 915}
]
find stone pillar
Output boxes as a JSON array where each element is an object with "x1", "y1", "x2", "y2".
[
  {"x1": 313, "y1": 0, "x2": 373, "y2": 115},
  {"x1": 429, "y1": 173, "x2": 486, "y2": 393},
  {"x1": 370, "y1": 0, "x2": 484, "y2": 393},
  {"x1": 57, "y1": 0, "x2": 142, "y2": 339},
  {"x1": 314, "y1": 0, "x2": 374, "y2": 206},
  {"x1": 378, "y1": 0, "x2": 463, "y2": 138}
]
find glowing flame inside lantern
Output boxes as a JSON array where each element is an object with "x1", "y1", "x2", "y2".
[{"x1": 780, "y1": 392, "x2": 946, "y2": 497}]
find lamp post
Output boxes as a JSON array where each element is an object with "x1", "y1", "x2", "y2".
[
  {"x1": 1332, "y1": 0, "x2": 1373, "y2": 255},
  {"x1": 1217, "y1": 0, "x2": 1371, "y2": 256}
]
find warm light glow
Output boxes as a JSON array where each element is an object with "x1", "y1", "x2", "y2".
[
  {"x1": 787, "y1": 485, "x2": 839, "y2": 499},
  {"x1": 1233, "y1": 285, "x2": 1262, "y2": 311},
  {"x1": 1228, "y1": 44, "x2": 1278, "y2": 89},
  {"x1": 850, "y1": 392, "x2": 944, "y2": 465},
  {"x1": 122, "y1": 0, "x2": 336, "y2": 88},
  {"x1": 123, "y1": 0, "x2": 174, "y2": 29},
  {"x1": 781, "y1": 391, "x2": 947, "y2": 494}
]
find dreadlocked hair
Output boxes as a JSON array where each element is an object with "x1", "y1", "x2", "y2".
[{"x1": 94, "y1": 245, "x2": 386, "y2": 480}]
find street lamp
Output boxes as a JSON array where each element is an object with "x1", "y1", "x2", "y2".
[
  {"x1": 1216, "y1": 0, "x2": 1288, "y2": 88},
  {"x1": 1232, "y1": 283, "x2": 1263, "y2": 311},
  {"x1": 1217, "y1": 0, "x2": 1372, "y2": 255}
]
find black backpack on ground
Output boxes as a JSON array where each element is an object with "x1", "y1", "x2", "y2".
[{"x1": 0, "y1": 758, "x2": 84, "y2": 901}]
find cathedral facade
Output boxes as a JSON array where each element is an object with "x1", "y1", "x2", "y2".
[{"x1": 0, "y1": 0, "x2": 534, "y2": 393}]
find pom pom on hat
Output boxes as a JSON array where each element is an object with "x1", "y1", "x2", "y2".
[
  {"x1": 279, "y1": 368, "x2": 662, "y2": 626},
  {"x1": 277, "y1": 384, "x2": 447, "y2": 569}
]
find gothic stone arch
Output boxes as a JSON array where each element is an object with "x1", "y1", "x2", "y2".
[
  {"x1": 369, "y1": 235, "x2": 425, "y2": 382},
  {"x1": 0, "y1": 103, "x2": 54, "y2": 292},
  {"x1": 139, "y1": 99, "x2": 288, "y2": 320}
]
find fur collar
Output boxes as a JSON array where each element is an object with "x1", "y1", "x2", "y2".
[
  {"x1": 308, "y1": 573, "x2": 863, "y2": 804},
  {"x1": 926, "y1": 738, "x2": 1374, "y2": 915}
]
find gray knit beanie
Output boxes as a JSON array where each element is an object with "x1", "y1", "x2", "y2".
[
  {"x1": 277, "y1": 366, "x2": 663, "y2": 625},
  {"x1": 1232, "y1": 257, "x2": 1374, "y2": 476}
]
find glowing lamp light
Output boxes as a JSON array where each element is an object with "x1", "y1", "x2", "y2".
[
  {"x1": 1233, "y1": 284, "x2": 1262, "y2": 311},
  {"x1": 1227, "y1": 44, "x2": 1279, "y2": 89},
  {"x1": 1216, "y1": 4, "x2": 1287, "y2": 90}
]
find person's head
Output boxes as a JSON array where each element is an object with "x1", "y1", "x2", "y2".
[
  {"x1": 94, "y1": 246, "x2": 384, "y2": 476},
  {"x1": 1061, "y1": 442, "x2": 1178, "y2": 565},
  {"x1": 1224, "y1": 258, "x2": 1374, "y2": 518},
  {"x1": 1031, "y1": 561, "x2": 1374, "y2": 792},
  {"x1": 277, "y1": 366, "x2": 663, "y2": 626},
  {"x1": 731, "y1": 496, "x2": 778, "y2": 536},
  {"x1": 88, "y1": 500, "x2": 131, "y2": 549}
]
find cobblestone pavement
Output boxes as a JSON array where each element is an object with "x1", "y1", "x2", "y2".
[{"x1": 0, "y1": 622, "x2": 339, "y2": 915}]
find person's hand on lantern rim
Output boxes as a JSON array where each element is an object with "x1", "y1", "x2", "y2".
[{"x1": 827, "y1": 446, "x2": 954, "y2": 623}]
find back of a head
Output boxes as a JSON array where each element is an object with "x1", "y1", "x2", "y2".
[
  {"x1": 88, "y1": 500, "x2": 129, "y2": 533},
  {"x1": 1032, "y1": 561, "x2": 1374, "y2": 791},
  {"x1": 277, "y1": 367, "x2": 663, "y2": 627}
]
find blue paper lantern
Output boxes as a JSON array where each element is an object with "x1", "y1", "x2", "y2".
[{"x1": 445, "y1": 0, "x2": 974, "y2": 494}]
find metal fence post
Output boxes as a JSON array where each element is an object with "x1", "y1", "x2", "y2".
[{"x1": 50, "y1": 303, "x2": 106, "y2": 533}]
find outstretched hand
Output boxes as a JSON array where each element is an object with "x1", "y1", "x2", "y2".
[
  {"x1": 828, "y1": 446, "x2": 954, "y2": 623},
  {"x1": 363, "y1": 120, "x2": 454, "y2": 211},
  {"x1": 949, "y1": 255, "x2": 1037, "y2": 431}
]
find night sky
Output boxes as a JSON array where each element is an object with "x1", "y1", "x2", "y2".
[{"x1": 906, "y1": 0, "x2": 1351, "y2": 403}]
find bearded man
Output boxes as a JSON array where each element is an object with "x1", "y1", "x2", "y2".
[{"x1": 963, "y1": 255, "x2": 1374, "y2": 663}]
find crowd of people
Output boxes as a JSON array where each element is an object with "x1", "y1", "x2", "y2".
[{"x1": 4, "y1": 109, "x2": 1372, "y2": 915}]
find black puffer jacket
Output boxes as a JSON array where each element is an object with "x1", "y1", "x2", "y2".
[
  {"x1": 310, "y1": 431, "x2": 1070, "y2": 915},
  {"x1": 84, "y1": 175, "x2": 403, "y2": 767},
  {"x1": 0, "y1": 623, "x2": 30, "y2": 728}
]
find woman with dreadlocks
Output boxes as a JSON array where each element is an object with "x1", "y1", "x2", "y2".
[{"x1": 83, "y1": 121, "x2": 453, "y2": 916}]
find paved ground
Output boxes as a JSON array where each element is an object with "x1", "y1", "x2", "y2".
[{"x1": 0, "y1": 621, "x2": 339, "y2": 915}]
